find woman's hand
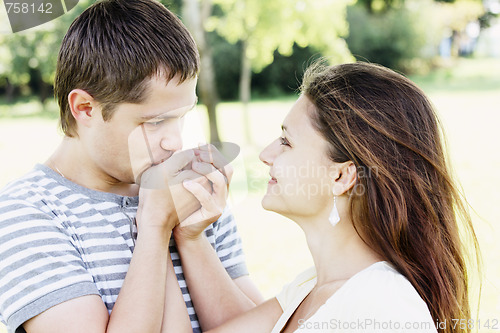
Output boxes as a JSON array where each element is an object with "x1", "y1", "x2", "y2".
[
  {"x1": 174, "y1": 144, "x2": 233, "y2": 241},
  {"x1": 137, "y1": 149, "x2": 210, "y2": 233}
]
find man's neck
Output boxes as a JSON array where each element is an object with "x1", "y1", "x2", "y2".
[{"x1": 45, "y1": 137, "x2": 139, "y2": 197}]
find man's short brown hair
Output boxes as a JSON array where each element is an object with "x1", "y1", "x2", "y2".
[{"x1": 55, "y1": 0, "x2": 199, "y2": 137}]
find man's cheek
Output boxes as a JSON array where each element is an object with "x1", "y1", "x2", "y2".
[{"x1": 128, "y1": 125, "x2": 156, "y2": 183}]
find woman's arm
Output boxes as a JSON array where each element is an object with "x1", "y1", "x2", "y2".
[
  {"x1": 206, "y1": 298, "x2": 283, "y2": 333},
  {"x1": 174, "y1": 232, "x2": 265, "y2": 330}
]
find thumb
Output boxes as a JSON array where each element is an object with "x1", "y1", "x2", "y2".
[{"x1": 139, "y1": 149, "x2": 195, "y2": 189}]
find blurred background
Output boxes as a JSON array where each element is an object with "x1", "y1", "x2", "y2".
[{"x1": 1, "y1": 0, "x2": 499, "y2": 331}]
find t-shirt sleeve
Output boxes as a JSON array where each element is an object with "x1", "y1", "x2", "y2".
[
  {"x1": 0, "y1": 199, "x2": 100, "y2": 333},
  {"x1": 210, "y1": 206, "x2": 249, "y2": 279}
]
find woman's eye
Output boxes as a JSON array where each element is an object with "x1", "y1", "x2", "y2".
[{"x1": 280, "y1": 137, "x2": 290, "y2": 147}]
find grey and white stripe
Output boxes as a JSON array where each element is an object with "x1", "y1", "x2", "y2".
[{"x1": 0, "y1": 164, "x2": 248, "y2": 333}]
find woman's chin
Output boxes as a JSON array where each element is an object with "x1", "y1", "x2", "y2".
[
  {"x1": 261, "y1": 195, "x2": 276, "y2": 212},
  {"x1": 261, "y1": 195, "x2": 286, "y2": 215}
]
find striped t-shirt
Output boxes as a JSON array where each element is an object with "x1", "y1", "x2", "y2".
[{"x1": 0, "y1": 164, "x2": 248, "y2": 333}]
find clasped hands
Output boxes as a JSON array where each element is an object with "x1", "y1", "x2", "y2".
[{"x1": 137, "y1": 143, "x2": 234, "y2": 240}]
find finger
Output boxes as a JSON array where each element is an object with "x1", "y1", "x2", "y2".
[
  {"x1": 182, "y1": 180, "x2": 217, "y2": 211},
  {"x1": 196, "y1": 145, "x2": 219, "y2": 165},
  {"x1": 196, "y1": 147, "x2": 232, "y2": 184},
  {"x1": 142, "y1": 149, "x2": 195, "y2": 187},
  {"x1": 203, "y1": 168, "x2": 228, "y2": 196},
  {"x1": 188, "y1": 161, "x2": 226, "y2": 191},
  {"x1": 176, "y1": 169, "x2": 213, "y2": 193},
  {"x1": 197, "y1": 142, "x2": 239, "y2": 166},
  {"x1": 191, "y1": 161, "x2": 216, "y2": 176}
]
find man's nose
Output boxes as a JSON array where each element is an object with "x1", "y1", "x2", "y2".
[{"x1": 160, "y1": 123, "x2": 183, "y2": 152}]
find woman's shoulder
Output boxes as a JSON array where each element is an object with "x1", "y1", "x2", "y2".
[
  {"x1": 320, "y1": 261, "x2": 436, "y2": 331},
  {"x1": 334, "y1": 261, "x2": 428, "y2": 309}
]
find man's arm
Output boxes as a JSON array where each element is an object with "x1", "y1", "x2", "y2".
[
  {"x1": 161, "y1": 255, "x2": 191, "y2": 332},
  {"x1": 22, "y1": 151, "x2": 211, "y2": 333},
  {"x1": 24, "y1": 226, "x2": 172, "y2": 333}
]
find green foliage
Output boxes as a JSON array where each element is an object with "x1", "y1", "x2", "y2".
[
  {"x1": 436, "y1": 0, "x2": 484, "y2": 32},
  {"x1": 159, "y1": 0, "x2": 182, "y2": 14},
  {"x1": 208, "y1": 0, "x2": 354, "y2": 72},
  {"x1": 346, "y1": 0, "x2": 441, "y2": 73},
  {"x1": 252, "y1": 44, "x2": 321, "y2": 98},
  {"x1": 346, "y1": 0, "x2": 485, "y2": 73},
  {"x1": 209, "y1": 32, "x2": 242, "y2": 100},
  {"x1": 210, "y1": 38, "x2": 321, "y2": 100},
  {"x1": 356, "y1": 0, "x2": 405, "y2": 12},
  {"x1": 0, "y1": 0, "x2": 93, "y2": 99}
]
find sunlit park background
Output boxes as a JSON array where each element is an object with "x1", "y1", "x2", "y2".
[{"x1": 1, "y1": 0, "x2": 500, "y2": 331}]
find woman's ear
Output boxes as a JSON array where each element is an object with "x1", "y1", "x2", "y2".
[
  {"x1": 68, "y1": 89, "x2": 97, "y2": 128},
  {"x1": 332, "y1": 161, "x2": 357, "y2": 196}
]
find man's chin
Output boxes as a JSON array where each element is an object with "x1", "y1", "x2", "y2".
[
  {"x1": 135, "y1": 163, "x2": 170, "y2": 189},
  {"x1": 131, "y1": 162, "x2": 155, "y2": 185}
]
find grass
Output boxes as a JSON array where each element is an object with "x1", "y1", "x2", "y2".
[{"x1": 1, "y1": 57, "x2": 499, "y2": 331}]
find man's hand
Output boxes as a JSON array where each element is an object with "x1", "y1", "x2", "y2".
[{"x1": 137, "y1": 149, "x2": 211, "y2": 233}]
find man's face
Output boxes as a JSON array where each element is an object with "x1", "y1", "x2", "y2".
[{"x1": 81, "y1": 74, "x2": 198, "y2": 185}]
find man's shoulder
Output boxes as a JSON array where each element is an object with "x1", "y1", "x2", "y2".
[
  {"x1": 0, "y1": 167, "x2": 59, "y2": 226},
  {"x1": 0, "y1": 166, "x2": 51, "y2": 201}
]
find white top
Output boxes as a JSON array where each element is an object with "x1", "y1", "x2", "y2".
[{"x1": 272, "y1": 262, "x2": 437, "y2": 332}]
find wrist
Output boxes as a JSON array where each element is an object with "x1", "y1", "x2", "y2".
[
  {"x1": 135, "y1": 226, "x2": 172, "y2": 251},
  {"x1": 135, "y1": 214, "x2": 175, "y2": 245},
  {"x1": 173, "y1": 226, "x2": 206, "y2": 246},
  {"x1": 136, "y1": 206, "x2": 179, "y2": 229}
]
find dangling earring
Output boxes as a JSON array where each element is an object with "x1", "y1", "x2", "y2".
[{"x1": 329, "y1": 194, "x2": 340, "y2": 227}]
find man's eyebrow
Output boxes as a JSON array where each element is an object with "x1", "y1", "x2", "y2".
[{"x1": 141, "y1": 98, "x2": 198, "y2": 121}]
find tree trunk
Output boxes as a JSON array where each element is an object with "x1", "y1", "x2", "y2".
[
  {"x1": 182, "y1": 0, "x2": 221, "y2": 143},
  {"x1": 240, "y1": 38, "x2": 252, "y2": 144},
  {"x1": 40, "y1": 81, "x2": 51, "y2": 109},
  {"x1": 199, "y1": 51, "x2": 220, "y2": 143},
  {"x1": 5, "y1": 77, "x2": 14, "y2": 103}
]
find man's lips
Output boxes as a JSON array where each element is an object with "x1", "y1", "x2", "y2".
[
  {"x1": 137, "y1": 142, "x2": 241, "y2": 188},
  {"x1": 152, "y1": 157, "x2": 169, "y2": 166}
]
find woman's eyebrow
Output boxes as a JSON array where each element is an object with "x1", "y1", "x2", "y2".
[{"x1": 281, "y1": 125, "x2": 292, "y2": 137}]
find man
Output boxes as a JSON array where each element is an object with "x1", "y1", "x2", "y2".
[{"x1": 0, "y1": 1, "x2": 262, "y2": 332}]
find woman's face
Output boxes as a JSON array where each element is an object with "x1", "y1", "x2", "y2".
[{"x1": 259, "y1": 95, "x2": 335, "y2": 221}]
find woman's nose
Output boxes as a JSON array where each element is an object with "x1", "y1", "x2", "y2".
[{"x1": 259, "y1": 139, "x2": 280, "y2": 166}]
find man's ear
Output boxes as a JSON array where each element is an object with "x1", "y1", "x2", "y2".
[
  {"x1": 332, "y1": 161, "x2": 357, "y2": 196},
  {"x1": 68, "y1": 89, "x2": 97, "y2": 128}
]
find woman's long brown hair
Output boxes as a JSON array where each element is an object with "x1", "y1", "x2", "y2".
[{"x1": 302, "y1": 62, "x2": 480, "y2": 333}]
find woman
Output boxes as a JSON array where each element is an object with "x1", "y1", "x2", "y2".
[{"x1": 179, "y1": 62, "x2": 480, "y2": 333}]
